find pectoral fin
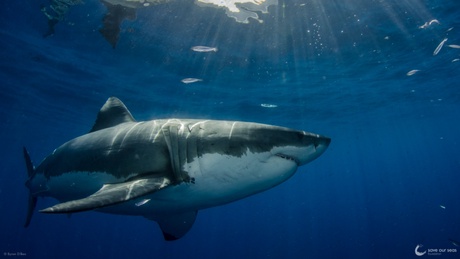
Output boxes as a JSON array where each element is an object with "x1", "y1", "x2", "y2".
[{"x1": 40, "y1": 177, "x2": 171, "y2": 213}]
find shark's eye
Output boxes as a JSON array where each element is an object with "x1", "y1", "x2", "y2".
[{"x1": 296, "y1": 132, "x2": 305, "y2": 140}]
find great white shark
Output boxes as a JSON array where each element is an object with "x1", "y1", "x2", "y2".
[{"x1": 24, "y1": 97, "x2": 330, "y2": 240}]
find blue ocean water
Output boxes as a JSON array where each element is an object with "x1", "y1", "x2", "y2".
[{"x1": 1, "y1": 0, "x2": 460, "y2": 258}]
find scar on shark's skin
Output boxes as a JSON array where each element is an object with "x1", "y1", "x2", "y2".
[{"x1": 23, "y1": 97, "x2": 330, "y2": 240}]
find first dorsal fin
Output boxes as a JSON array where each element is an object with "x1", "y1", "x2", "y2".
[{"x1": 90, "y1": 97, "x2": 136, "y2": 132}]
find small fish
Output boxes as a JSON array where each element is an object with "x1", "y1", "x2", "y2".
[
  {"x1": 191, "y1": 46, "x2": 218, "y2": 52},
  {"x1": 406, "y1": 70, "x2": 420, "y2": 76},
  {"x1": 429, "y1": 19, "x2": 440, "y2": 25},
  {"x1": 419, "y1": 19, "x2": 440, "y2": 29},
  {"x1": 135, "y1": 199, "x2": 151, "y2": 207},
  {"x1": 452, "y1": 58, "x2": 460, "y2": 62},
  {"x1": 448, "y1": 44, "x2": 460, "y2": 49},
  {"x1": 449, "y1": 238, "x2": 460, "y2": 247},
  {"x1": 181, "y1": 78, "x2": 203, "y2": 84},
  {"x1": 433, "y1": 38, "x2": 448, "y2": 56},
  {"x1": 440, "y1": 205, "x2": 446, "y2": 209},
  {"x1": 260, "y1": 103, "x2": 278, "y2": 108}
]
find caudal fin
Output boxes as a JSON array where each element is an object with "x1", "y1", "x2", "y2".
[{"x1": 23, "y1": 147, "x2": 37, "y2": 228}]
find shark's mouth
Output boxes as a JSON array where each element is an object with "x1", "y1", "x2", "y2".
[{"x1": 275, "y1": 154, "x2": 300, "y2": 165}]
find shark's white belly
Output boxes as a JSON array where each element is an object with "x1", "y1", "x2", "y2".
[
  {"x1": 97, "y1": 152, "x2": 299, "y2": 217},
  {"x1": 39, "y1": 151, "x2": 298, "y2": 218}
]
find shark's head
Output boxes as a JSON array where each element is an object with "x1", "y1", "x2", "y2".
[
  {"x1": 261, "y1": 126, "x2": 331, "y2": 167},
  {"x1": 169, "y1": 120, "x2": 331, "y2": 205},
  {"x1": 190, "y1": 120, "x2": 331, "y2": 167}
]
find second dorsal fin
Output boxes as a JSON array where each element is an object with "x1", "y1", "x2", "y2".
[{"x1": 89, "y1": 97, "x2": 136, "y2": 132}]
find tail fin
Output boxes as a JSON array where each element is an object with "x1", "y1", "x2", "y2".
[{"x1": 23, "y1": 147, "x2": 37, "y2": 228}]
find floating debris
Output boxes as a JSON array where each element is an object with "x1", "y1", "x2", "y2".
[
  {"x1": 419, "y1": 19, "x2": 440, "y2": 29},
  {"x1": 440, "y1": 205, "x2": 446, "y2": 209},
  {"x1": 448, "y1": 44, "x2": 460, "y2": 49},
  {"x1": 260, "y1": 103, "x2": 278, "y2": 108},
  {"x1": 191, "y1": 46, "x2": 218, "y2": 52},
  {"x1": 135, "y1": 199, "x2": 151, "y2": 207},
  {"x1": 433, "y1": 38, "x2": 448, "y2": 56},
  {"x1": 406, "y1": 70, "x2": 420, "y2": 76},
  {"x1": 181, "y1": 78, "x2": 203, "y2": 84},
  {"x1": 196, "y1": 0, "x2": 277, "y2": 24}
]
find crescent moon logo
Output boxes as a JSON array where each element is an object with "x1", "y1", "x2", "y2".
[{"x1": 415, "y1": 244, "x2": 426, "y2": 256}]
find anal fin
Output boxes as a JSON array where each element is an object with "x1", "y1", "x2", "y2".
[{"x1": 40, "y1": 177, "x2": 171, "y2": 214}]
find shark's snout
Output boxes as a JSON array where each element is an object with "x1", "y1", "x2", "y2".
[
  {"x1": 314, "y1": 135, "x2": 331, "y2": 152},
  {"x1": 295, "y1": 134, "x2": 331, "y2": 166}
]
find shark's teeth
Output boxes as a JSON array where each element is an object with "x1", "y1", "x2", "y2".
[{"x1": 275, "y1": 154, "x2": 300, "y2": 165}]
